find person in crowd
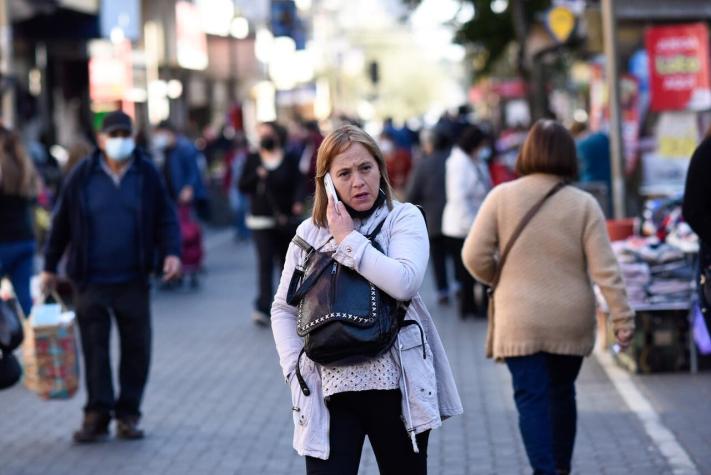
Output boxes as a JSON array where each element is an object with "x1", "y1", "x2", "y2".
[
  {"x1": 152, "y1": 120, "x2": 208, "y2": 210},
  {"x1": 379, "y1": 130, "x2": 411, "y2": 199},
  {"x1": 238, "y1": 121, "x2": 305, "y2": 326},
  {"x1": 0, "y1": 126, "x2": 41, "y2": 316},
  {"x1": 406, "y1": 125, "x2": 456, "y2": 304},
  {"x1": 442, "y1": 125, "x2": 492, "y2": 318},
  {"x1": 571, "y1": 120, "x2": 612, "y2": 215},
  {"x1": 683, "y1": 127, "x2": 711, "y2": 326},
  {"x1": 226, "y1": 132, "x2": 251, "y2": 242},
  {"x1": 41, "y1": 110, "x2": 181, "y2": 443},
  {"x1": 152, "y1": 121, "x2": 207, "y2": 286},
  {"x1": 271, "y1": 124, "x2": 462, "y2": 474},
  {"x1": 461, "y1": 119, "x2": 634, "y2": 475}
]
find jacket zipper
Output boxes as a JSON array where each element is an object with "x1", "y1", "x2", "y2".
[{"x1": 398, "y1": 337, "x2": 420, "y2": 454}]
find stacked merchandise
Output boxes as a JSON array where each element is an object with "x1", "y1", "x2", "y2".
[{"x1": 611, "y1": 238, "x2": 695, "y2": 308}]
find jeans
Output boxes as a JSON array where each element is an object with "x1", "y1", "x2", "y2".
[
  {"x1": 506, "y1": 352, "x2": 583, "y2": 475},
  {"x1": 75, "y1": 280, "x2": 151, "y2": 419},
  {"x1": 252, "y1": 228, "x2": 291, "y2": 315},
  {"x1": 0, "y1": 240, "x2": 35, "y2": 316},
  {"x1": 305, "y1": 390, "x2": 430, "y2": 475}
]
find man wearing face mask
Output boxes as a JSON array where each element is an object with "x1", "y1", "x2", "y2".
[{"x1": 41, "y1": 110, "x2": 181, "y2": 443}]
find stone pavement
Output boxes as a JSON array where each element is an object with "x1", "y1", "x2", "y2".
[{"x1": 0, "y1": 231, "x2": 705, "y2": 474}]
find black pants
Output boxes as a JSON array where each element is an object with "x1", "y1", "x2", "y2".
[
  {"x1": 447, "y1": 237, "x2": 488, "y2": 317},
  {"x1": 75, "y1": 280, "x2": 151, "y2": 419},
  {"x1": 305, "y1": 390, "x2": 430, "y2": 475},
  {"x1": 252, "y1": 228, "x2": 291, "y2": 315},
  {"x1": 430, "y1": 234, "x2": 452, "y2": 294}
]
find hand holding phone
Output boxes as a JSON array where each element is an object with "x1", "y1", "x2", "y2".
[
  {"x1": 324, "y1": 173, "x2": 340, "y2": 216},
  {"x1": 324, "y1": 173, "x2": 339, "y2": 204}
]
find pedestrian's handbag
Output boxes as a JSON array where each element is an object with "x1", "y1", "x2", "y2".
[
  {"x1": 485, "y1": 181, "x2": 566, "y2": 358},
  {"x1": 0, "y1": 298, "x2": 24, "y2": 352},
  {"x1": 0, "y1": 351, "x2": 22, "y2": 390},
  {"x1": 22, "y1": 292, "x2": 80, "y2": 399},
  {"x1": 286, "y1": 217, "x2": 423, "y2": 396}
]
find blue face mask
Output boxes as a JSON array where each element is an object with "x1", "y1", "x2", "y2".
[
  {"x1": 105, "y1": 137, "x2": 135, "y2": 162},
  {"x1": 478, "y1": 147, "x2": 492, "y2": 162}
]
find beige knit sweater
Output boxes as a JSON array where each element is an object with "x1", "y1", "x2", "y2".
[{"x1": 462, "y1": 173, "x2": 634, "y2": 359}]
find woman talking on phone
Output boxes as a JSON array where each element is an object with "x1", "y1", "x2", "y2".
[{"x1": 271, "y1": 124, "x2": 462, "y2": 474}]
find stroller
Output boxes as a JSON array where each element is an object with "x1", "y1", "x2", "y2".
[{"x1": 179, "y1": 205, "x2": 204, "y2": 288}]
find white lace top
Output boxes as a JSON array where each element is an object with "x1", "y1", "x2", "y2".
[{"x1": 321, "y1": 352, "x2": 400, "y2": 397}]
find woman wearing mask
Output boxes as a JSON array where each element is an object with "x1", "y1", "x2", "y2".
[
  {"x1": 239, "y1": 122, "x2": 305, "y2": 326},
  {"x1": 0, "y1": 127, "x2": 40, "y2": 316},
  {"x1": 461, "y1": 120, "x2": 634, "y2": 475},
  {"x1": 441, "y1": 125, "x2": 492, "y2": 318},
  {"x1": 271, "y1": 124, "x2": 462, "y2": 474}
]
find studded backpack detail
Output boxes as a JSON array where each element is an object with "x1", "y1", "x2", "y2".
[{"x1": 286, "y1": 217, "x2": 423, "y2": 396}]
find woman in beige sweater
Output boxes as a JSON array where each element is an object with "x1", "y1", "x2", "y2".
[{"x1": 462, "y1": 120, "x2": 634, "y2": 475}]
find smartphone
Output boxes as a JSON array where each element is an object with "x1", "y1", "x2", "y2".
[{"x1": 324, "y1": 173, "x2": 340, "y2": 204}]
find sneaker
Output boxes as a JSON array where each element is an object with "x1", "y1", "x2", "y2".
[
  {"x1": 251, "y1": 310, "x2": 271, "y2": 327},
  {"x1": 116, "y1": 416, "x2": 145, "y2": 440},
  {"x1": 73, "y1": 412, "x2": 110, "y2": 443}
]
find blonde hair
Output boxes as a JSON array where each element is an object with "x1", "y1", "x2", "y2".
[
  {"x1": 0, "y1": 127, "x2": 40, "y2": 198},
  {"x1": 312, "y1": 125, "x2": 393, "y2": 227}
]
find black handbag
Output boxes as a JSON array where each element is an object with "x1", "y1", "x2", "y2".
[
  {"x1": 286, "y1": 217, "x2": 423, "y2": 396},
  {"x1": 0, "y1": 351, "x2": 22, "y2": 390},
  {"x1": 0, "y1": 298, "x2": 24, "y2": 352}
]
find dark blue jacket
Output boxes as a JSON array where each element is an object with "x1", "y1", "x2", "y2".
[
  {"x1": 163, "y1": 136, "x2": 207, "y2": 202},
  {"x1": 44, "y1": 148, "x2": 181, "y2": 287}
]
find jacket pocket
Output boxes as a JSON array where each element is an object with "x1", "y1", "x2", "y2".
[{"x1": 399, "y1": 324, "x2": 439, "y2": 421}]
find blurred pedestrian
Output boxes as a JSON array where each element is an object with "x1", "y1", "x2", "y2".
[
  {"x1": 442, "y1": 125, "x2": 492, "y2": 318},
  {"x1": 238, "y1": 121, "x2": 305, "y2": 326},
  {"x1": 226, "y1": 132, "x2": 251, "y2": 242},
  {"x1": 379, "y1": 130, "x2": 411, "y2": 199},
  {"x1": 0, "y1": 126, "x2": 41, "y2": 316},
  {"x1": 271, "y1": 124, "x2": 462, "y2": 474},
  {"x1": 461, "y1": 119, "x2": 635, "y2": 475},
  {"x1": 406, "y1": 126, "x2": 456, "y2": 304},
  {"x1": 152, "y1": 121, "x2": 207, "y2": 286},
  {"x1": 41, "y1": 110, "x2": 181, "y2": 443}
]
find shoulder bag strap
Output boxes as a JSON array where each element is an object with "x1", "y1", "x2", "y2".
[{"x1": 489, "y1": 181, "x2": 567, "y2": 292}]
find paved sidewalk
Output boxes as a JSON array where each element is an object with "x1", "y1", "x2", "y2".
[{"x1": 0, "y1": 233, "x2": 699, "y2": 474}]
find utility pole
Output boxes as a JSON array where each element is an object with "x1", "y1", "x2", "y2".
[
  {"x1": 0, "y1": 0, "x2": 14, "y2": 127},
  {"x1": 601, "y1": 0, "x2": 626, "y2": 219}
]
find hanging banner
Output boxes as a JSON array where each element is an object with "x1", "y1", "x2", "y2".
[{"x1": 646, "y1": 23, "x2": 711, "y2": 112}]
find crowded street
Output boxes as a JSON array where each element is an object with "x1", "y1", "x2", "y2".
[
  {"x1": 1, "y1": 230, "x2": 708, "y2": 475},
  {"x1": 3, "y1": 1, "x2": 711, "y2": 474}
]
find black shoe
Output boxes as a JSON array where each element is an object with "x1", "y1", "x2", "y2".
[
  {"x1": 116, "y1": 416, "x2": 145, "y2": 440},
  {"x1": 73, "y1": 412, "x2": 110, "y2": 443}
]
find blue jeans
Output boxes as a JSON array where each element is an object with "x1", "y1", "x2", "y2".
[
  {"x1": 0, "y1": 240, "x2": 35, "y2": 316},
  {"x1": 506, "y1": 352, "x2": 583, "y2": 475}
]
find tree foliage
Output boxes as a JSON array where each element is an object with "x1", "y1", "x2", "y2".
[{"x1": 456, "y1": 0, "x2": 551, "y2": 74}]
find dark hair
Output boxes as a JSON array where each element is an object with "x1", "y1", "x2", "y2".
[
  {"x1": 456, "y1": 125, "x2": 485, "y2": 154},
  {"x1": 156, "y1": 120, "x2": 177, "y2": 132},
  {"x1": 515, "y1": 119, "x2": 578, "y2": 180},
  {"x1": 260, "y1": 121, "x2": 288, "y2": 149},
  {"x1": 432, "y1": 125, "x2": 453, "y2": 151}
]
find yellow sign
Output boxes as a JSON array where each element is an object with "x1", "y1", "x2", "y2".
[{"x1": 547, "y1": 6, "x2": 576, "y2": 44}]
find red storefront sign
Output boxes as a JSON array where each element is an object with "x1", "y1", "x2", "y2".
[{"x1": 646, "y1": 23, "x2": 711, "y2": 111}]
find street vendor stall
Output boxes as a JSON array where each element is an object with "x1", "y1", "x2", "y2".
[{"x1": 597, "y1": 197, "x2": 710, "y2": 373}]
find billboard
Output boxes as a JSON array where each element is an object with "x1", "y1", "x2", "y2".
[{"x1": 646, "y1": 23, "x2": 711, "y2": 111}]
